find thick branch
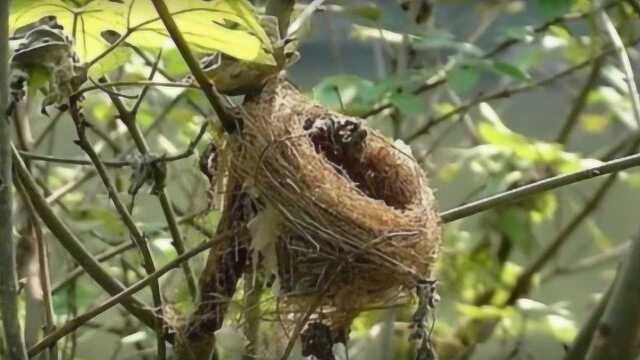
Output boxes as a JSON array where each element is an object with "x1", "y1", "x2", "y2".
[
  {"x1": 585, "y1": 230, "x2": 640, "y2": 360},
  {"x1": 0, "y1": 0, "x2": 28, "y2": 358}
]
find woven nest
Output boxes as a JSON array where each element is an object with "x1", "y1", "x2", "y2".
[{"x1": 226, "y1": 74, "x2": 441, "y2": 329}]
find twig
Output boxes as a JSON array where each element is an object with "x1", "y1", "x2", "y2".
[
  {"x1": 0, "y1": 0, "x2": 28, "y2": 357},
  {"x1": 52, "y1": 241, "x2": 136, "y2": 294},
  {"x1": 505, "y1": 172, "x2": 620, "y2": 304},
  {"x1": 581, "y1": 6, "x2": 640, "y2": 359},
  {"x1": 440, "y1": 149, "x2": 640, "y2": 223},
  {"x1": 363, "y1": 1, "x2": 623, "y2": 119},
  {"x1": 74, "y1": 80, "x2": 198, "y2": 97},
  {"x1": 11, "y1": 145, "x2": 160, "y2": 332},
  {"x1": 68, "y1": 97, "x2": 166, "y2": 359},
  {"x1": 150, "y1": 0, "x2": 242, "y2": 133},
  {"x1": 27, "y1": 231, "x2": 231, "y2": 357},
  {"x1": 543, "y1": 240, "x2": 629, "y2": 281},
  {"x1": 598, "y1": 4, "x2": 640, "y2": 128},
  {"x1": 556, "y1": 58, "x2": 604, "y2": 144},
  {"x1": 104, "y1": 80, "x2": 199, "y2": 301},
  {"x1": 18, "y1": 151, "x2": 130, "y2": 167},
  {"x1": 14, "y1": 176, "x2": 59, "y2": 360},
  {"x1": 406, "y1": 36, "x2": 640, "y2": 142},
  {"x1": 287, "y1": 0, "x2": 326, "y2": 37}
]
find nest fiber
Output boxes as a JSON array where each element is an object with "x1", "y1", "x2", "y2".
[{"x1": 228, "y1": 74, "x2": 441, "y2": 328}]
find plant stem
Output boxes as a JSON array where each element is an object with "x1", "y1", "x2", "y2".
[
  {"x1": 68, "y1": 97, "x2": 166, "y2": 359},
  {"x1": 27, "y1": 232, "x2": 231, "y2": 357},
  {"x1": 0, "y1": 0, "x2": 28, "y2": 358},
  {"x1": 11, "y1": 145, "x2": 160, "y2": 331},
  {"x1": 440, "y1": 150, "x2": 640, "y2": 223},
  {"x1": 150, "y1": 0, "x2": 242, "y2": 133},
  {"x1": 556, "y1": 57, "x2": 604, "y2": 144},
  {"x1": 104, "y1": 82, "x2": 199, "y2": 301}
]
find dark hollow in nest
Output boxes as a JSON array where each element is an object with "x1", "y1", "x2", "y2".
[{"x1": 227, "y1": 73, "x2": 442, "y2": 330}]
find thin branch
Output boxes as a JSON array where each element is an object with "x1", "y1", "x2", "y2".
[
  {"x1": 68, "y1": 97, "x2": 166, "y2": 359},
  {"x1": 582, "y1": 6, "x2": 640, "y2": 359},
  {"x1": 74, "y1": 80, "x2": 198, "y2": 97},
  {"x1": 406, "y1": 35, "x2": 640, "y2": 142},
  {"x1": 11, "y1": 145, "x2": 159, "y2": 332},
  {"x1": 505, "y1": 172, "x2": 619, "y2": 304},
  {"x1": 543, "y1": 240, "x2": 629, "y2": 281},
  {"x1": 52, "y1": 241, "x2": 136, "y2": 294},
  {"x1": 556, "y1": 57, "x2": 604, "y2": 144},
  {"x1": 27, "y1": 231, "x2": 231, "y2": 358},
  {"x1": 104, "y1": 83, "x2": 199, "y2": 301},
  {"x1": 598, "y1": 4, "x2": 640, "y2": 127},
  {"x1": 0, "y1": 0, "x2": 28, "y2": 356},
  {"x1": 18, "y1": 151, "x2": 130, "y2": 168},
  {"x1": 440, "y1": 149, "x2": 640, "y2": 223},
  {"x1": 150, "y1": 0, "x2": 242, "y2": 133},
  {"x1": 363, "y1": 1, "x2": 623, "y2": 119}
]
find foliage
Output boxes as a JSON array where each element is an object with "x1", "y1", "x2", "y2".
[{"x1": 4, "y1": 0, "x2": 640, "y2": 359}]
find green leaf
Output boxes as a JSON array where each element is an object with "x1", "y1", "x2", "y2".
[
  {"x1": 345, "y1": 3, "x2": 382, "y2": 21},
  {"x1": 413, "y1": 32, "x2": 483, "y2": 57},
  {"x1": 495, "y1": 208, "x2": 535, "y2": 253},
  {"x1": 491, "y1": 61, "x2": 530, "y2": 81},
  {"x1": 545, "y1": 314, "x2": 577, "y2": 343},
  {"x1": 538, "y1": 0, "x2": 573, "y2": 19},
  {"x1": 579, "y1": 113, "x2": 610, "y2": 134},
  {"x1": 389, "y1": 92, "x2": 425, "y2": 115},
  {"x1": 449, "y1": 64, "x2": 480, "y2": 94},
  {"x1": 10, "y1": 0, "x2": 276, "y2": 78}
]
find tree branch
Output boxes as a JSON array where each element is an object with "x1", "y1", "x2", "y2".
[
  {"x1": 103, "y1": 78, "x2": 199, "y2": 301},
  {"x1": 440, "y1": 150, "x2": 640, "y2": 223},
  {"x1": 11, "y1": 145, "x2": 159, "y2": 331},
  {"x1": 27, "y1": 231, "x2": 231, "y2": 358},
  {"x1": 0, "y1": 0, "x2": 28, "y2": 357},
  {"x1": 556, "y1": 57, "x2": 604, "y2": 144},
  {"x1": 150, "y1": 0, "x2": 242, "y2": 133},
  {"x1": 68, "y1": 97, "x2": 166, "y2": 359},
  {"x1": 585, "y1": 229, "x2": 640, "y2": 360}
]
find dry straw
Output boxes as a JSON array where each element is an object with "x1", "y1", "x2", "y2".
[{"x1": 227, "y1": 73, "x2": 442, "y2": 329}]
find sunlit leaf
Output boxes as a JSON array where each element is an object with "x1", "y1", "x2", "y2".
[
  {"x1": 389, "y1": 92, "x2": 425, "y2": 115},
  {"x1": 10, "y1": 0, "x2": 276, "y2": 79},
  {"x1": 538, "y1": 0, "x2": 573, "y2": 19},
  {"x1": 579, "y1": 113, "x2": 610, "y2": 134},
  {"x1": 545, "y1": 314, "x2": 577, "y2": 343}
]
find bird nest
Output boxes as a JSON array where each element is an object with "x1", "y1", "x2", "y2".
[{"x1": 225, "y1": 74, "x2": 441, "y2": 329}]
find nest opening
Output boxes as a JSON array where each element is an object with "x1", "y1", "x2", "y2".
[{"x1": 303, "y1": 116, "x2": 415, "y2": 211}]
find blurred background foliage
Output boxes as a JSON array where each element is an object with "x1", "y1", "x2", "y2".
[{"x1": 5, "y1": 0, "x2": 640, "y2": 359}]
